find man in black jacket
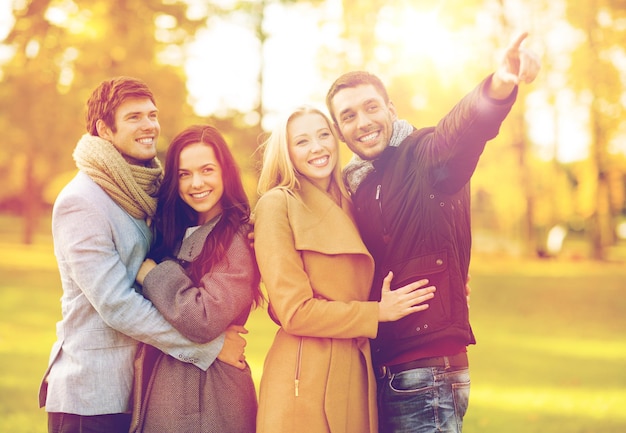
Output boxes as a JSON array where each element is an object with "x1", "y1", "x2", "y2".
[{"x1": 325, "y1": 32, "x2": 540, "y2": 432}]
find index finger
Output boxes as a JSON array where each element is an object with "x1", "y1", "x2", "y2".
[{"x1": 508, "y1": 31, "x2": 528, "y2": 52}]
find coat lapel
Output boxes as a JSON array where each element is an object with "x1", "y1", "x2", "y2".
[{"x1": 288, "y1": 179, "x2": 369, "y2": 257}]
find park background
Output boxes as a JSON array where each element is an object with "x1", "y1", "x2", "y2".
[{"x1": 1, "y1": 0, "x2": 625, "y2": 432}]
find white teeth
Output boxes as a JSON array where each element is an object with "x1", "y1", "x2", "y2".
[
  {"x1": 192, "y1": 191, "x2": 210, "y2": 199},
  {"x1": 359, "y1": 132, "x2": 378, "y2": 142},
  {"x1": 310, "y1": 156, "x2": 329, "y2": 166},
  {"x1": 137, "y1": 138, "x2": 153, "y2": 144}
]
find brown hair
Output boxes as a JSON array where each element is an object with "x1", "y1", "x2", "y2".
[
  {"x1": 325, "y1": 71, "x2": 390, "y2": 124},
  {"x1": 151, "y1": 124, "x2": 263, "y2": 308},
  {"x1": 85, "y1": 76, "x2": 156, "y2": 136}
]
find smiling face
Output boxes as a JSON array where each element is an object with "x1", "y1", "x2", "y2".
[
  {"x1": 178, "y1": 142, "x2": 224, "y2": 225},
  {"x1": 97, "y1": 97, "x2": 160, "y2": 165},
  {"x1": 330, "y1": 84, "x2": 397, "y2": 161},
  {"x1": 287, "y1": 112, "x2": 338, "y2": 191}
]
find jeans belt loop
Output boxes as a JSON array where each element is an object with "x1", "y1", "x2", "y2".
[{"x1": 377, "y1": 365, "x2": 389, "y2": 379}]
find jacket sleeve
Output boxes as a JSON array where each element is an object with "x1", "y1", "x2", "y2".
[
  {"x1": 53, "y1": 192, "x2": 223, "y2": 371},
  {"x1": 254, "y1": 190, "x2": 379, "y2": 339},
  {"x1": 141, "y1": 232, "x2": 256, "y2": 343},
  {"x1": 420, "y1": 74, "x2": 517, "y2": 194}
]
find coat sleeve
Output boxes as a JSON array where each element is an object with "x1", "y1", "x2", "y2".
[
  {"x1": 254, "y1": 190, "x2": 378, "y2": 339},
  {"x1": 420, "y1": 74, "x2": 517, "y2": 194},
  {"x1": 53, "y1": 191, "x2": 223, "y2": 371},
  {"x1": 142, "y1": 231, "x2": 256, "y2": 343}
]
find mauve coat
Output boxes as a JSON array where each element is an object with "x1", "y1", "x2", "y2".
[
  {"x1": 254, "y1": 178, "x2": 379, "y2": 433},
  {"x1": 130, "y1": 220, "x2": 258, "y2": 433}
]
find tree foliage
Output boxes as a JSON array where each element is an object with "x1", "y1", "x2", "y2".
[
  {"x1": 1, "y1": 0, "x2": 625, "y2": 257},
  {"x1": 1, "y1": 0, "x2": 207, "y2": 241}
]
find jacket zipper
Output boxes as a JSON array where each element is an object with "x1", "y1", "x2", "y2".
[
  {"x1": 294, "y1": 337, "x2": 303, "y2": 397},
  {"x1": 376, "y1": 184, "x2": 390, "y2": 242}
]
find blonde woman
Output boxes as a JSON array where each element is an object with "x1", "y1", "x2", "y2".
[{"x1": 254, "y1": 106, "x2": 437, "y2": 433}]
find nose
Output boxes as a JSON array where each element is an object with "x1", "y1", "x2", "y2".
[
  {"x1": 310, "y1": 139, "x2": 323, "y2": 153},
  {"x1": 191, "y1": 172, "x2": 204, "y2": 188},
  {"x1": 356, "y1": 111, "x2": 372, "y2": 130},
  {"x1": 140, "y1": 115, "x2": 158, "y2": 130}
]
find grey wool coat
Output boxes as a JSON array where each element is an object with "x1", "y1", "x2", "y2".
[{"x1": 130, "y1": 219, "x2": 258, "y2": 433}]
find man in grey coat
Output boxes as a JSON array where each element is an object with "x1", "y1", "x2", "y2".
[{"x1": 38, "y1": 76, "x2": 246, "y2": 433}]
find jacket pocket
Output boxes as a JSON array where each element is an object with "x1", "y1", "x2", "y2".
[{"x1": 384, "y1": 250, "x2": 451, "y2": 340}]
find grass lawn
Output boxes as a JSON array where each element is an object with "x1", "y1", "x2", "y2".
[{"x1": 1, "y1": 230, "x2": 625, "y2": 432}]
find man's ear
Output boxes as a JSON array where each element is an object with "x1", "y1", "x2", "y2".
[
  {"x1": 96, "y1": 119, "x2": 112, "y2": 140},
  {"x1": 388, "y1": 100, "x2": 398, "y2": 121},
  {"x1": 333, "y1": 123, "x2": 345, "y2": 143}
]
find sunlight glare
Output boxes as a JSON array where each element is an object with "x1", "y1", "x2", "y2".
[
  {"x1": 375, "y1": 5, "x2": 464, "y2": 74},
  {"x1": 526, "y1": 89, "x2": 590, "y2": 163},
  {"x1": 45, "y1": 5, "x2": 70, "y2": 27},
  {"x1": 185, "y1": 21, "x2": 260, "y2": 117},
  {"x1": 0, "y1": 1, "x2": 14, "y2": 41}
]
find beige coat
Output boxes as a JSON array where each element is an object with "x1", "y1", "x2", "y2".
[{"x1": 254, "y1": 179, "x2": 379, "y2": 433}]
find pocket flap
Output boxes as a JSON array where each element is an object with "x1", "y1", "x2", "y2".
[{"x1": 392, "y1": 250, "x2": 447, "y2": 287}]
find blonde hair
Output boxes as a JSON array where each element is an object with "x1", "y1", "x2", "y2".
[{"x1": 257, "y1": 106, "x2": 349, "y2": 200}]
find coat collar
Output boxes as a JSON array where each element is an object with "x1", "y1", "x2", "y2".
[
  {"x1": 176, "y1": 215, "x2": 221, "y2": 262},
  {"x1": 288, "y1": 178, "x2": 370, "y2": 257}
]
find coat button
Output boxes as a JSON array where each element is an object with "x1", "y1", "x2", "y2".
[{"x1": 436, "y1": 259, "x2": 443, "y2": 265}]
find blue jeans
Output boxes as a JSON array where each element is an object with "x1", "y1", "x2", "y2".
[{"x1": 377, "y1": 365, "x2": 470, "y2": 433}]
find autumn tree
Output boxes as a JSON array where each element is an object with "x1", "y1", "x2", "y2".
[
  {"x1": 0, "y1": 0, "x2": 207, "y2": 243},
  {"x1": 567, "y1": 0, "x2": 626, "y2": 259}
]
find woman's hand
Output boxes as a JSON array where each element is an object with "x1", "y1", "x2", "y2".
[
  {"x1": 378, "y1": 271, "x2": 436, "y2": 322},
  {"x1": 136, "y1": 258, "x2": 157, "y2": 285}
]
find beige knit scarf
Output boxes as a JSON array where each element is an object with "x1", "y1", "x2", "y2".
[{"x1": 73, "y1": 133, "x2": 163, "y2": 219}]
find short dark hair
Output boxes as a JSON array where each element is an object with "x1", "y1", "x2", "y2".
[
  {"x1": 325, "y1": 71, "x2": 390, "y2": 124},
  {"x1": 85, "y1": 76, "x2": 156, "y2": 135}
]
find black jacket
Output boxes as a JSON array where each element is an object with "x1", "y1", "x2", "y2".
[{"x1": 351, "y1": 75, "x2": 517, "y2": 366}]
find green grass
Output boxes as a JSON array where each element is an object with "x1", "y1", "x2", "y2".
[
  {"x1": 1, "y1": 236, "x2": 625, "y2": 432},
  {"x1": 463, "y1": 260, "x2": 626, "y2": 433}
]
